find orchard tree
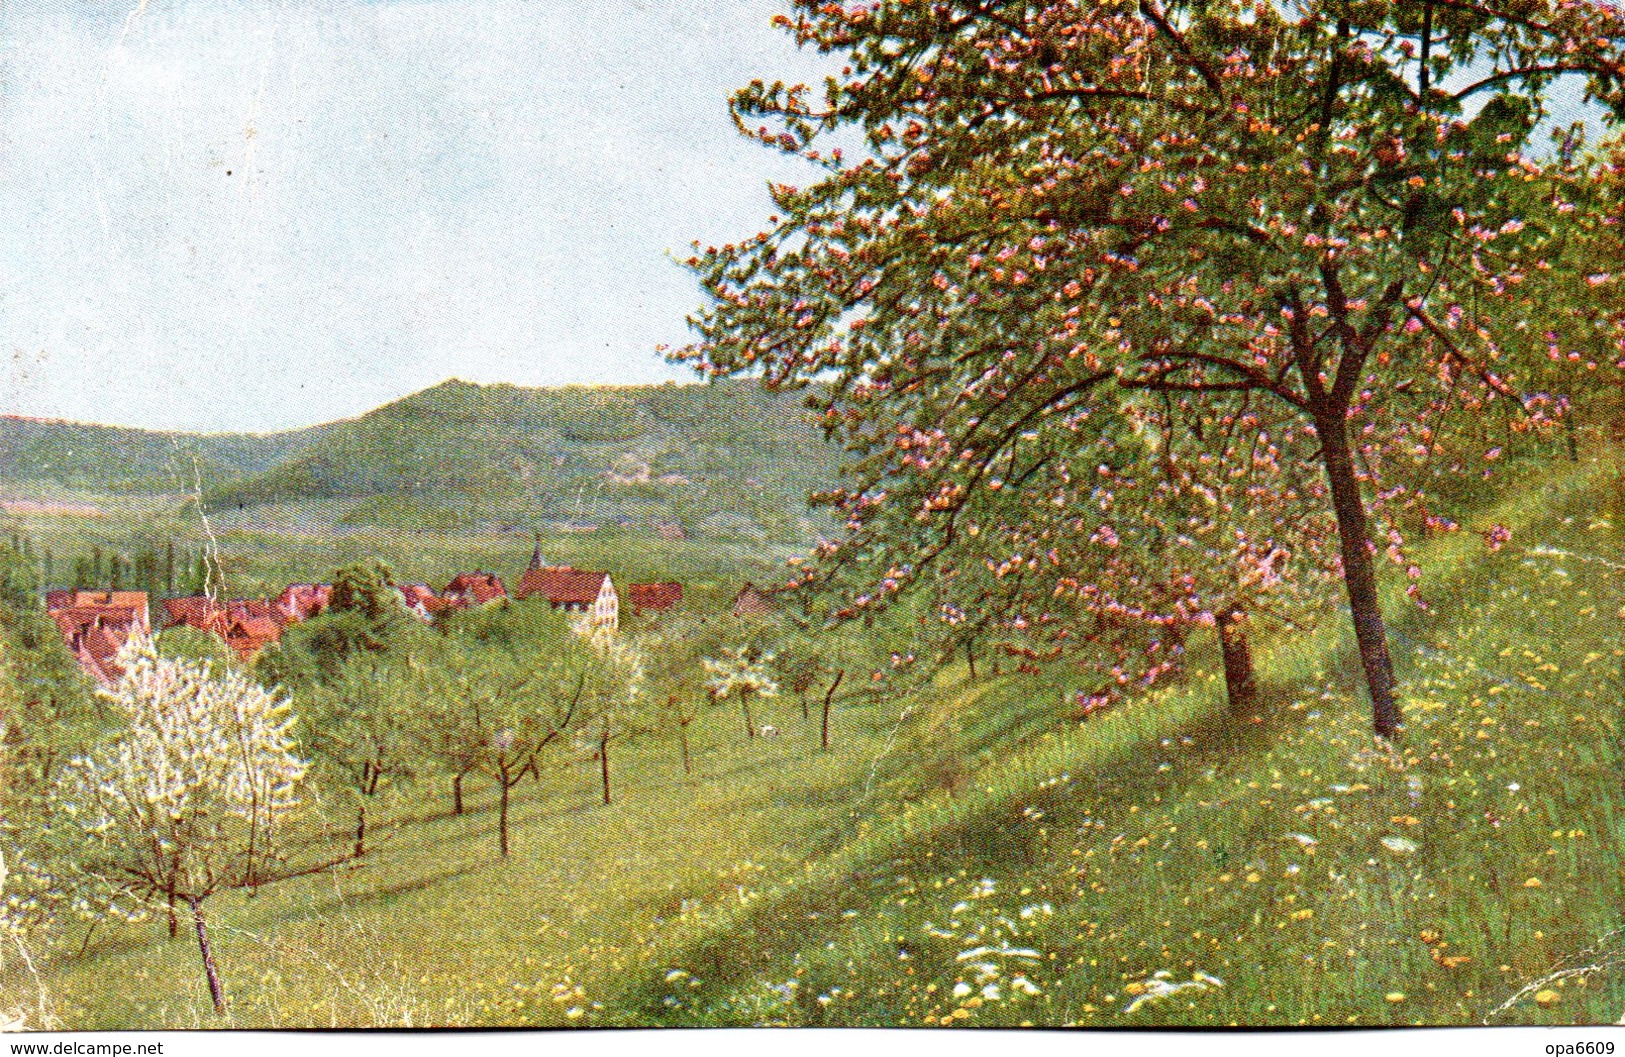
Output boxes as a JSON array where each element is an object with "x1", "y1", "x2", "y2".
[
  {"x1": 798, "y1": 381, "x2": 1331, "y2": 714},
  {"x1": 412, "y1": 643, "x2": 578, "y2": 856},
  {"x1": 407, "y1": 620, "x2": 627, "y2": 856},
  {"x1": 329, "y1": 559, "x2": 406, "y2": 621},
  {"x1": 682, "y1": 0, "x2": 1625, "y2": 737},
  {"x1": 638, "y1": 616, "x2": 717, "y2": 775},
  {"x1": 69, "y1": 639, "x2": 350, "y2": 1015},
  {"x1": 703, "y1": 645, "x2": 780, "y2": 738},
  {"x1": 300, "y1": 658, "x2": 417, "y2": 858},
  {"x1": 776, "y1": 634, "x2": 829, "y2": 721},
  {"x1": 586, "y1": 636, "x2": 647, "y2": 805}
]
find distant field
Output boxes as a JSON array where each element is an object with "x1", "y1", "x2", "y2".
[{"x1": 0, "y1": 488, "x2": 805, "y2": 607}]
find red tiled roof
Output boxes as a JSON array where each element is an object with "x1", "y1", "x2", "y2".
[
  {"x1": 163, "y1": 596, "x2": 225, "y2": 628},
  {"x1": 76, "y1": 624, "x2": 134, "y2": 686},
  {"x1": 233, "y1": 617, "x2": 282, "y2": 639},
  {"x1": 628, "y1": 582, "x2": 682, "y2": 614},
  {"x1": 226, "y1": 617, "x2": 282, "y2": 659},
  {"x1": 53, "y1": 605, "x2": 141, "y2": 639},
  {"x1": 516, "y1": 566, "x2": 611, "y2": 606},
  {"x1": 47, "y1": 593, "x2": 147, "y2": 684},
  {"x1": 49, "y1": 591, "x2": 150, "y2": 635},
  {"x1": 225, "y1": 599, "x2": 281, "y2": 625},
  {"x1": 62, "y1": 590, "x2": 149, "y2": 612},
  {"x1": 52, "y1": 608, "x2": 92, "y2": 640},
  {"x1": 80, "y1": 624, "x2": 126, "y2": 664},
  {"x1": 277, "y1": 583, "x2": 331, "y2": 622},
  {"x1": 445, "y1": 572, "x2": 507, "y2": 605},
  {"x1": 399, "y1": 584, "x2": 452, "y2": 615}
]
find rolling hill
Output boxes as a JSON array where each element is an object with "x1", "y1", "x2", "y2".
[
  {"x1": 0, "y1": 415, "x2": 322, "y2": 494},
  {"x1": 0, "y1": 378, "x2": 842, "y2": 542}
]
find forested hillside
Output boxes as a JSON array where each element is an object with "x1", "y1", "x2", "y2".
[{"x1": 1, "y1": 378, "x2": 840, "y2": 542}]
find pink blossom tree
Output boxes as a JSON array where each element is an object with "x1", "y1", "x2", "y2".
[{"x1": 681, "y1": 0, "x2": 1625, "y2": 737}]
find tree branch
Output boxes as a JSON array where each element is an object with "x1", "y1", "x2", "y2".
[
  {"x1": 1450, "y1": 62, "x2": 1625, "y2": 102},
  {"x1": 1131, "y1": 346, "x2": 1311, "y2": 411},
  {"x1": 1139, "y1": 0, "x2": 1225, "y2": 96}
]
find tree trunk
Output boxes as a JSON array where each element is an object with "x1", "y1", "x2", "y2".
[
  {"x1": 741, "y1": 693, "x2": 756, "y2": 738},
  {"x1": 678, "y1": 718, "x2": 692, "y2": 775},
  {"x1": 1315, "y1": 407, "x2": 1401, "y2": 738},
  {"x1": 167, "y1": 879, "x2": 179, "y2": 940},
  {"x1": 966, "y1": 638, "x2": 977, "y2": 680},
  {"x1": 600, "y1": 717, "x2": 612, "y2": 806},
  {"x1": 354, "y1": 802, "x2": 366, "y2": 860},
  {"x1": 498, "y1": 767, "x2": 511, "y2": 858},
  {"x1": 452, "y1": 768, "x2": 467, "y2": 816},
  {"x1": 188, "y1": 896, "x2": 226, "y2": 1015},
  {"x1": 1217, "y1": 607, "x2": 1258, "y2": 714},
  {"x1": 799, "y1": 689, "x2": 809, "y2": 721},
  {"x1": 821, "y1": 670, "x2": 844, "y2": 751}
]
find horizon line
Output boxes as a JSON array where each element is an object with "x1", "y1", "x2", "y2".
[{"x1": 0, "y1": 374, "x2": 736, "y2": 438}]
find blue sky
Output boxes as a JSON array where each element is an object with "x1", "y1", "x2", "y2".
[
  {"x1": 0, "y1": 0, "x2": 828, "y2": 432},
  {"x1": 0, "y1": 2, "x2": 1607, "y2": 434}
]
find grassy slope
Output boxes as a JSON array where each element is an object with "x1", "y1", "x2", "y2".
[
  {"x1": 609, "y1": 449, "x2": 1625, "y2": 1027},
  {"x1": 13, "y1": 451, "x2": 1624, "y2": 1029},
  {"x1": 28, "y1": 690, "x2": 904, "y2": 1029},
  {"x1": 0, "y1": 418, "x2": 320, "y2": 493}
]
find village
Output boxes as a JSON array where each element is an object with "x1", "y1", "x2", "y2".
[{"x1": 43, "y1": 536, "x2": 786, "y2": 687}]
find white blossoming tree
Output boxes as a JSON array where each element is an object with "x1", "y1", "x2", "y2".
[
  {"x1": 703, "y1": 646, "x2": 779, "y2": 740},
  {"x1": 70, "y1": 638, "x2": 347, "y2": 1016}
]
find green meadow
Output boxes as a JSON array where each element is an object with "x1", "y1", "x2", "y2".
[{"x1": 5, "y1": 443, "x2": 1620, "y2": 1029}]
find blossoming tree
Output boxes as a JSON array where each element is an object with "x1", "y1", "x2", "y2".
[
  {"x1": 70, "y1": 638, "x2": 347, "y2": 1015},
  {"x1": 704, "y1": 645, "x2": 781, "y2": 739},
  {"x1": 682, "y1": 0, "x2": 1625, "y2": 737}
]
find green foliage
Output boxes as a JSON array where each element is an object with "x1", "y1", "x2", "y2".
[
  {"x1": 297, "y1": 656, "x2": 419, "y2": 823},
  {"x1": 156, "y1": 625, "x2": 234, "y2": 666},
  {"x1": 0, "y1": 539, "x2": 96, "y2": 807},
  {"x1": 258, "y1": 559, "x2": 422, "y2": 687},
  {"x1": 330, "y1": 559, "x2": 405, "y2": 621},
  {"x1": 398, "y1": 617, "x2": 639, "y2": 854},
  {"x1": 436, "y1": 597, "x2": 571, "y2": 647},
  {"x1": 0, "y1": 418, "x2": 306, "y2": 493},
  {"x1": 16, "y1": 456, "x2": 1625, "y2": 1028},
  {"x1": 2, "y1": 379, "x2": 839, "y2": 549},
  {"x1": 615, "y1": 458, "x2": 1625, "y2": 1028}
]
